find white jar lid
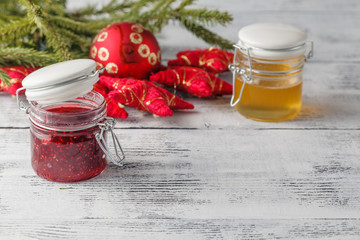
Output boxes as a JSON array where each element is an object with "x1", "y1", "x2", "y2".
[
  {"x1": 22, "y1": 59, "x2": 100, "y2": 104},
  {"x1": 237, "y1": 22, "x2": 307, "y2": 59}
]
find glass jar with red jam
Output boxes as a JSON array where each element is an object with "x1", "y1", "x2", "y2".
[
  {"x1": 17, "y1": 59, "x2": 125, "y2": 182},
  {"x1": 29, "y1": 91, "x2": 108, "y2": 182}
]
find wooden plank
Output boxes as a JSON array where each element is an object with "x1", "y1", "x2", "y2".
[
  {"x1": 1, "y1": 219, "x2": 360, "y2": 239},
  {"x1": 1, "y1": 128, "x2": 359, "y2": 215},
  {"x1": 68, "y1": 0, "x2": 360, "y2": 12},
  {"x1": 1, "y1": 61, "x2": 359, "y2": 130},
  {"x1": 0, "y1": 128, "x2": 359, "y2": 238}
]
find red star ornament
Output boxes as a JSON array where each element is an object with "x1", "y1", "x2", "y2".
[
  {"x1": 168, "y1": 48, "x2": 234, "y2": 74},
  {"x1": 0, "y1": 66, "x2": 38, "y2": 95},
  {"x1": 92, "y1": 82, "x2": 108, "y2": 98},
  {"x1": 106, "y1": 97, "x2": 129, "y2": 119},
  {"x1": 149, "y1": 66, "x2": 233, "y2": 98},
  {"x1": 99, "y1": 75, "x2": 194, "y2": 117},
  {"x1": 90, "y1": 22, "x2": 161, "y2": 79},
  {"x1": 93, "y1": 82, "x2": 129, "y2": 119}
]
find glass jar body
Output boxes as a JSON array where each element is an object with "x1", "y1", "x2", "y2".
[
  {"x1": 234, "y1": 51, "x2": 305, "y2": 121},
  {"x1": 29, "y1": 91, "x2": 107, "y2": 182}
]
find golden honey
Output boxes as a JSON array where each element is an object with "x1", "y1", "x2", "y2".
[
  {"x1": 234, "y1": 78, "x2": 302, "y2": 122},
  {"x1": 233, "y1": 54, "x2": 305, "y2": 121}
]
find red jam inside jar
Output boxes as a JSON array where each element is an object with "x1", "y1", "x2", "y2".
[{"x1": 29, "y1": 91, "x2": 107, "y2": 182}]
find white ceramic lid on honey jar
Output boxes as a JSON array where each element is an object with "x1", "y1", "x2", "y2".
[{"x1": 237, "y1": 22, "x2": 307, "y2": 59}]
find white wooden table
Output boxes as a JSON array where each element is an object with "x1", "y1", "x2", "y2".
[{"x1": 1, "y1": 0, "x2": 360, "y2": 239}]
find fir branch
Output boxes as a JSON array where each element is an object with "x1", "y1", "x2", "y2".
[
  {"x1": 0, "y1": 1, "x2": 25, "y2": 18},
  {"x1": 0, "y1": 47, "x2": 57, "y2": 67},
  {"x1": 47, "y1": 2, "x2": 66, "y2": 16},
  {"x1": 0, "y1": 19, "x2": 35, "y2": 42},
  {"x1": 124, "y1": 0, "x2": 157, "y2": 21},
  {"x1": 20, "y1": 0, "x2": 72, "y2": 60},
  {"x1": 0, "y1": 69, "x2": 11, "y2": 86},
  {"x1": 49, "y1": 15, "x2": 97, "y2": 35},
  {"x1": 73, "y1": 0, "x2": 132, "y2": 17},
  {"x1": 180, "y1": 19, "x2": 234, "y2": 50},
  {"x1": 177, "y1": 0, "x2": 195, "y2": 10},
  {"x1": 51, "y1": 25, "x2": 91, "y2": 53},
  {"x1": 150, "y1": 0, "x2": 174, "y2": 13},
  {"x1": 178, "y1": 9, "x2": 232, "y2": 26},
  {"x1": 142, "y1": 0, "x2": 176, "y2": 32},
  {"x1": 82, "y1": 19, "x2": 116, "y2": 32},
  {"x1": 98, "y1": 0, "x2": 133, "y2": 16},
  {"x1": 67, "y1": 49, "x2": 89, "y2": 60}
]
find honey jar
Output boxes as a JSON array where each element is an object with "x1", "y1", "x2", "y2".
[
  {"x1": 17, "y1": 59, "x2": 125, "y2": 182},
  {"x1": 229, "y1": 22, "x2": 313, "y2": 121}
]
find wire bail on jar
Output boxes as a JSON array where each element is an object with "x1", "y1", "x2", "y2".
[
  {"x1": 96, "y1": 117, "x2": 125, "y2": 166},
  {"x1": 228, "y1": 42, "x2": 314, "y2": 107},
  {"x1": 16, "y1": 89, "x2": 31, "y2": 113}
]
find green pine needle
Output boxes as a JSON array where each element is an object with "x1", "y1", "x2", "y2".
[
  {"x1": 0, "y1": 69, "x2": 11, "y2": 86},
  {"x1": 178, "y1": 9, "x2": 233, "y2": 26},
  {"x1": 180, "y1": 19, "x2": 234, "y2": 50},
  {"x1": 177, "y1": 0, "x2": 195, "y2": 10},
  {"x1": 0, "y1": 19, "x2": 35, "y2": 42},
  {"x1": 49, "y1": 16, "x2": 97, "y2": 35},
  {"x1": 0, "y1": 47, "x2": 57, "y2": 67}
]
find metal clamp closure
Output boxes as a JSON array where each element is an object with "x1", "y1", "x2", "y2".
[
  {"x1": 306, "y1": 41, "x2": 314, "y2": 61},
  {"x1": 16, "y1": 87, "x2": 30, "y2": 113},
  {"x1": 229, "y1": 45, "x2": 253, "y2": 107},
  {"x1": 96, "y1": 117, "x2": 125, "y2": 166}
]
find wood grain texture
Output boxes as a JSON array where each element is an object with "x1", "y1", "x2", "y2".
[
  {"x1": 2, "y1": 61, "x2": 360, "y2": 130},
  {"x1": 1, "y1": 0, "x2": 359, "y2": 239},
  {"x1": 0, "y1": 129, "x2": 360, "y2": 239}
]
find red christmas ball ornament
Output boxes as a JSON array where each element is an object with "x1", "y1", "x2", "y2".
[{"x1": 90, "y1": 22, "x2": 161, "y2": 79}]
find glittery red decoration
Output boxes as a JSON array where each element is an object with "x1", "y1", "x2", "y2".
[
  {"x1": 92, "y1": 82, "x2": 108, "y2": 98},
  {"x1": 0, "y1": 66, "x2": 38, "y2": 95},
  {"x1": 106, "y1": 97, "x2": 129, "y2": 119},
  {"x1": 93, "y1": 82, "x2": 129, "y2": 119},
  {"x1": 90, "y1": 22, "x2": 161, "y2": 79},
  {"x1": 99, "y1": 75, "x2": 194, "y2": 117},
  {"x1": 168, "y1": 48, "x2": 234, "y2": 74},
  {"x1": 149, "y1": 66, "x2": 233, "y2": 98}
]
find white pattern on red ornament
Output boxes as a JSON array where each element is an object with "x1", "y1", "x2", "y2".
[
  {"x1": 138, "y1": 44, "x2": 150, "y2": 58},
  {"x1": 148, "y1": 53, "x2": 157, "y2": 66},
  {"x1": 157, "y1": 50, "x2": 161, "y2": 63},
  {"x1": 106, "y1": 62, "x2": 118, "y2": 74},
  {"x1": 130, "y1": 33, "x2": 143, "y2": 44},
  {"x1": 97, "y1": 32, "x2": 108, "y2": 42},
  {"x1": 131, "y1": 24, "x2": 144, "y2": 33},
  {"x1": 98, "y1": 47, "x2": 109, "y2": 61},
  {"x1": 90, "y1": 46, "x2": 97, "y2": 59},
  {"x1": 96, "y1": 62, "x2": 104, "y2": 70}
]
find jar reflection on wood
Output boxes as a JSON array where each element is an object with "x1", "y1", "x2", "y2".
[{"x1": 230, "y1": 23, "x2": 313, "y2": 122}]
